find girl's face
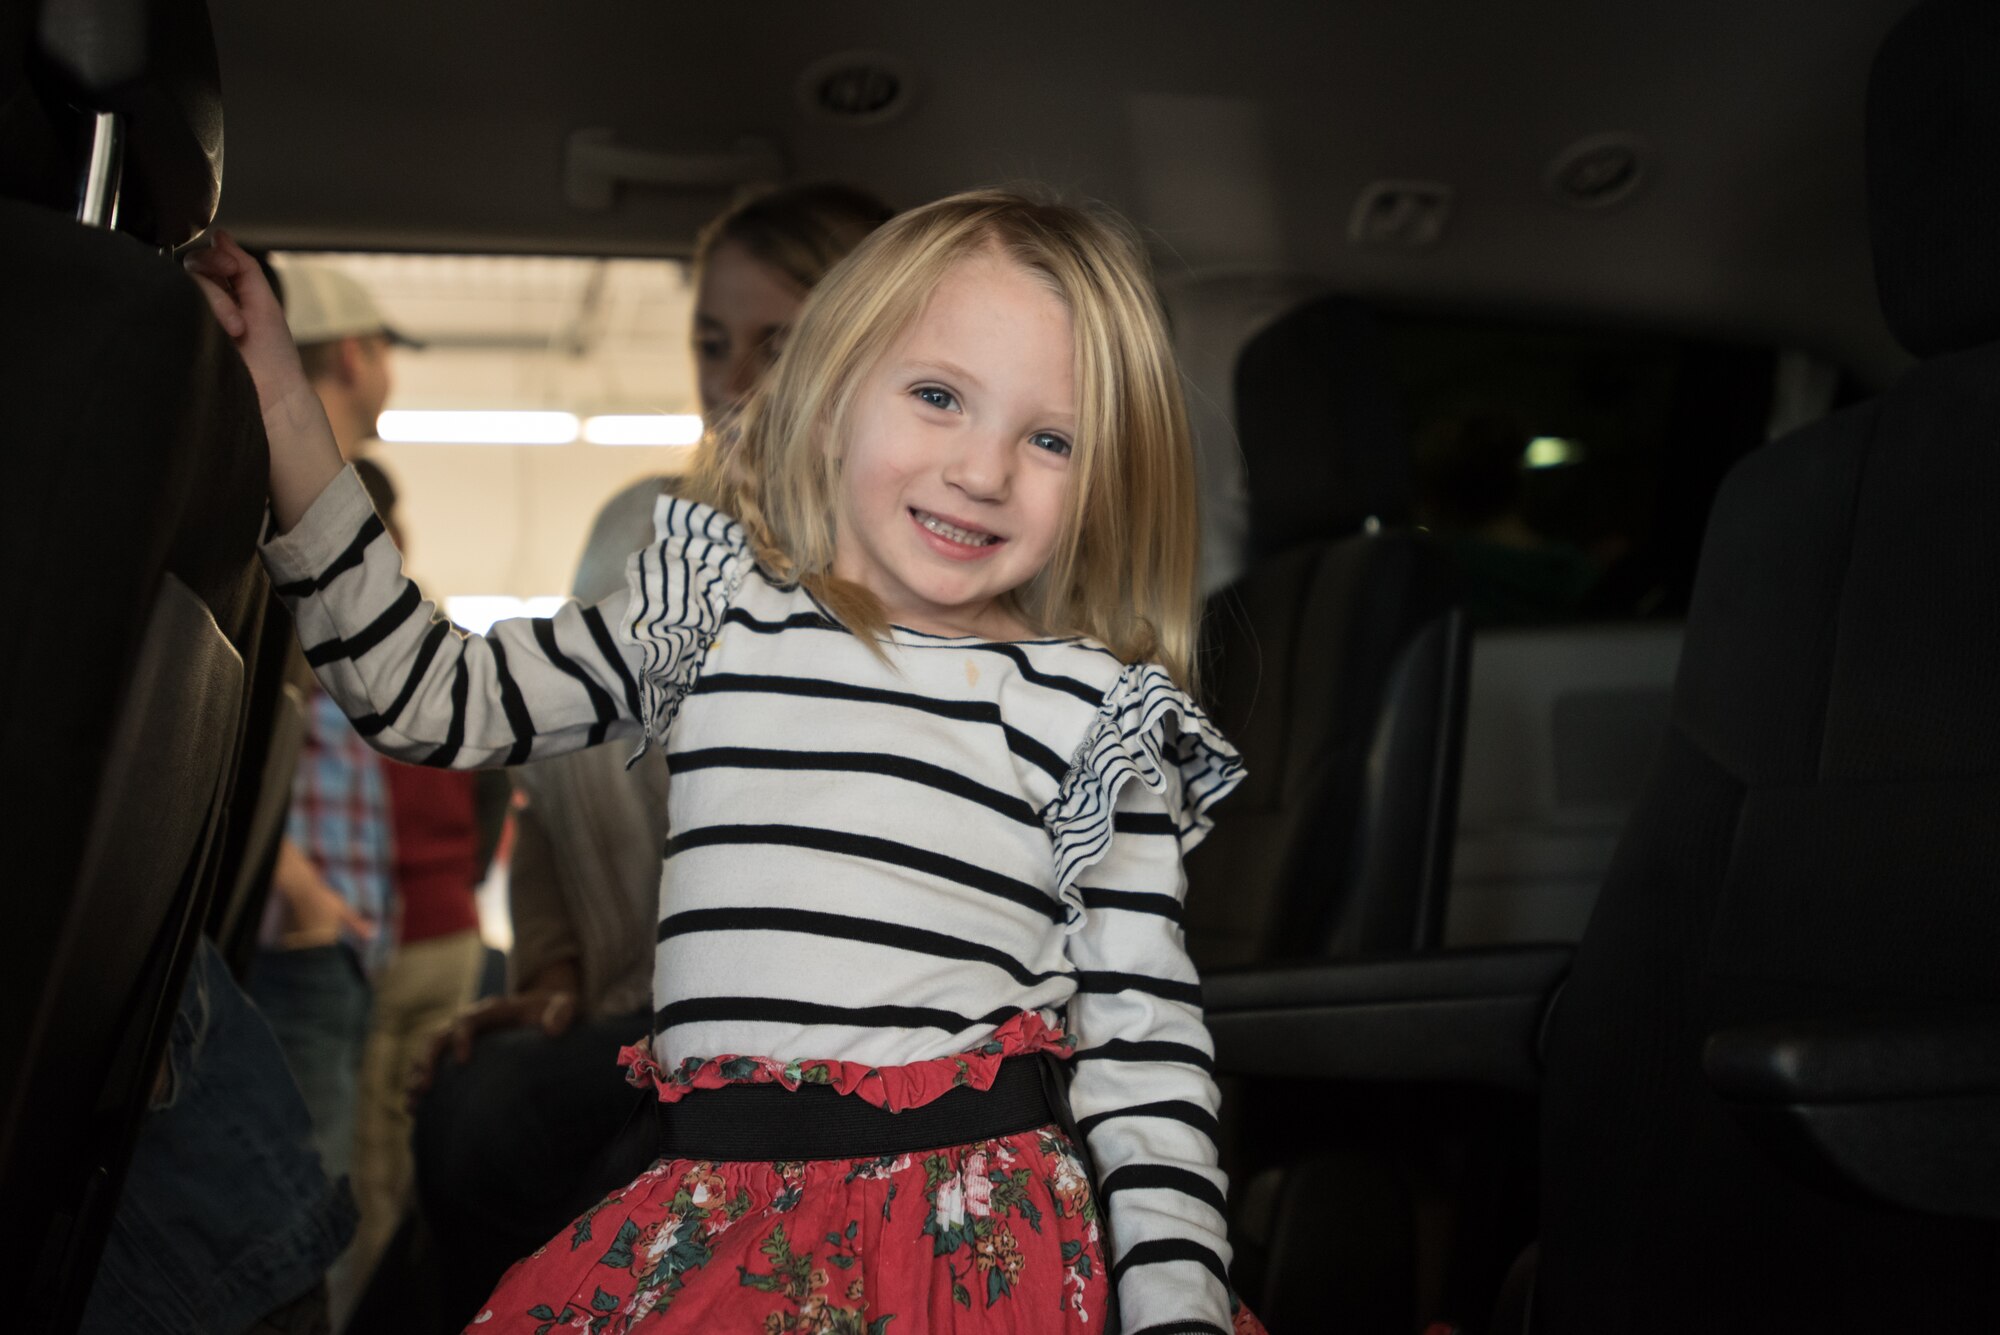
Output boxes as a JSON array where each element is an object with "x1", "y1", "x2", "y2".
[
  {"x1": 692, "y1": 241, "x2": 805, "y2": 419},
  {"x1": 831, "y1": 250, "x2": 1076, "y2": 640}
]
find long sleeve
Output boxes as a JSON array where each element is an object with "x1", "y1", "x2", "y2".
[
  {"x1": 259, "y1": 465, "x2": 744, "y2": 770},
  {"x1": 1066, "y1": 776, "x2": 1234, "y2": 1334}
]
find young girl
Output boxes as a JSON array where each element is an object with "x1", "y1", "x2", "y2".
[{"x1": 191, "y1": 190, "x2": 1265, "y2": 1335}]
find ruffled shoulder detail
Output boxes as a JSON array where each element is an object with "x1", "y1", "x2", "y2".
[
  {"x1": 618, "y1": 493, "x2": 751, "y2": 761},
  {"x1": 1042, "y1": 662, "x2": 1246, "y2": 932}
]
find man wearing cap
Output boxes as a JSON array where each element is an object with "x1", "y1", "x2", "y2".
[
  {"x1": 244, "y1": 261, "x2": 411, "y2": 1326},
  {"x1": 282, "y1": 261, "x2": 418, "y2": 458}
]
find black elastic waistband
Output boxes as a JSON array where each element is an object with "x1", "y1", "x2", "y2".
[{"x1": 654, "y1": 1055, "x2": 1057, "y2": 1161}]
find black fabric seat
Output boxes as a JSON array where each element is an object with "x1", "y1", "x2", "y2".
[
  {"x1": 1186, "y1": 295, "x2": 1467, "y2": 970},
  {"x1": 1185, "y1": 297, "x2": 1475, "y2": 1328},
  {"x1": 1537, "y1": 7, "x2": 2000, "y2": 1321},
  {"x1": 1205, "y1": 3, "x2": 2000, "y2": 1331},
  {"x1": 0, "y1": 2, "x2": 282, "y2": 1325}
]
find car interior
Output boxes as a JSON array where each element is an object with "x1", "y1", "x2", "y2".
[{"x1": 3, "y1": 0, "x2": 1996, "y2": 1331}]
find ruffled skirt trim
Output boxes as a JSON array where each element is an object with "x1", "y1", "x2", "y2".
[{"x1": 617, "y1": 1011, "x2": 1074, "y2": 1113}]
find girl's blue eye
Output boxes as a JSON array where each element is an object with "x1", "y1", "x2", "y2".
[
  {"x1": 1031, "y1": 431, "x2": 1073, "y2": 457},
  {"x1": 914, "y1": 385, "x2": 959, "y2": 412}
]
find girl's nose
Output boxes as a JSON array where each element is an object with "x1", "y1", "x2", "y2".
[{"x1": 942, "y1": 430, "x2": 1011, "y2": 502}]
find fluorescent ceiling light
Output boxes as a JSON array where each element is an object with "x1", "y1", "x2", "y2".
[
  {"x1": 376, "y1": 410, "x2": 579, "y2": 445},
  {"x1": 583, "y1": 414, "x2": 704, "y2": 447},
  {"x1": 445, "y1": 594, "x2": 571, "y2": 636}
]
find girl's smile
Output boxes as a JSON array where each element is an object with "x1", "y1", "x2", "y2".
[
  {"x1": 831, "y1": 249, "x2": 1076, "y2": 639},
  {"x1": 909, "y1": 506, "x2": 1002, "y2": 556}
]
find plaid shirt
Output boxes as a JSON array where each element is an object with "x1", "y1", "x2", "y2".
[{"x1": 278, "y1": 687, "x2": 394, "y2": 970}]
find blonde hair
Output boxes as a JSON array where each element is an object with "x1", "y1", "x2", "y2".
[{"x1": 684, "y1": 188, "x2": 1201, "y2": 691}]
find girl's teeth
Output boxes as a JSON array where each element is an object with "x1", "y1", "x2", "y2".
[{"x1": 917, "y1": 511, "x2": 996, "y2": 546}]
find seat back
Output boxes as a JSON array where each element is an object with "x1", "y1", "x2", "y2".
[
  {"x1": 1186, "y1": 296, "x2": 1468, "y2": 968},
  {"x1": 1536, "y1": 3, "x2": 2000, "y2": 1328},
  {"x1": 1445, "y1": 622, "x2": 1682, "y2": 947},
  {"x1": 210, "y1": 673, "x2": 310, "y2": 972},
  {"x1": 0, "y1": 1, "x2": 274, "y2": 1324},
  {"x1": 4, "y1": 579, "x2": 243, "y2": 1324}
]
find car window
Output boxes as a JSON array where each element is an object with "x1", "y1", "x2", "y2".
[{"x1": 1383, "y1": 313, "x2": 1856, "y2": 624}]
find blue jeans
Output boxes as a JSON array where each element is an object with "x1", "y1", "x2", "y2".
[
  {"x1": 247, "y1": 944, "x2": 372, "y2": 1183},
  {"x1": 81, "y1": 940, "x2": 356, "y2": 1335}
]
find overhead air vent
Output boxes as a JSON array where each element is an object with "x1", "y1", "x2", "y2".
[
  {"x1": 1348, "y1": 180, "x2": 1454, "y2": 248},
  {"x1": 1547, "y1": 133, "x2": 1649, "y2": 210},
  {"x1": 798, "y1": 52, "x2": 917, "y2": 128}
]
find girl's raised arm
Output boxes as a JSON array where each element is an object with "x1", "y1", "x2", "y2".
[
  {"x1": 254, "y1": 461, "x2": 743, "y2": 773},
  {"x1": 261, "y1": 466, "x2": 651, "y2": 770},
  {"x1": 186, "y1": 235, "x2": 734, "y2": 772},
  {"x1": 184, "y1": 232, "x2": 344, "y2": 530}
]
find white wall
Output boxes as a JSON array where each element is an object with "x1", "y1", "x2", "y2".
[{"x1": 368, "y1": 439, "x2": 687, "y2": 606}]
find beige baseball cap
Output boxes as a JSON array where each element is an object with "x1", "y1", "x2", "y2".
[{"x1": 281, "y1": 261, "x2": 422, "y2": 348}]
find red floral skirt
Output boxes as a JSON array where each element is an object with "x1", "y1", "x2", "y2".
[
  {"x1": 466, "y1": 1017, "x2": 1269, "y2": 1333},
  {"x1": 469, "y1": 1128, "x2": 1113, "y2": 1333}
]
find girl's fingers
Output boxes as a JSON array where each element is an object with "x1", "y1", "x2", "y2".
[
  {"x1": 184, "y1": 269, "x2": 246, "y2": 338},
  {"x1": 184, "y1": 240, "x2": 245, "y2": 285},
  {"x1": 204, "y1": 228, "x2": 249, "y2": 272},
  {"x1": 214, "y1": 232, "x2": 286, "y2": 323},
  {"x1": 187, "y1": 231, "x2": 280, "y2": 320},
  {"x1": 182, "y1": 250, "x2": 233, "y2": 288}
]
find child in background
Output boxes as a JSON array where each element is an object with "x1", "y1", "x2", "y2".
[{"x1": 190, "y1": 189, "x2": 1264, "y2": 1333}]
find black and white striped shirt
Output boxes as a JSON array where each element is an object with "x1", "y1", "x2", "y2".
[{"x1": 263, "y1": 466, "x2": 1247, "y2": 1332}]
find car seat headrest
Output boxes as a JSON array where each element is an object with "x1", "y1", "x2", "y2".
[
  {"x1": 0, "y1": 6, "x2": 73, "y2": 213},
  {"x1": 10, "y1": 0, "x2": 223, "y2": 249},
  {"x1": 1867, "y1": 0, "x2": 2000, "y2": 359},
  {"x1": 1233, "y1": 294, "x2": 1412, "y2": 560}
]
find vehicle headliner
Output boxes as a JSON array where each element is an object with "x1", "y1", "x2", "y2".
[{"x1": 212, "y1": 0, "x2": 1922, "y2": 380}]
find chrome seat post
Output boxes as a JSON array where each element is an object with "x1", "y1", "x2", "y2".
[{"x1": 77, "y1": 110, "x2": 124, "y2": 230}]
